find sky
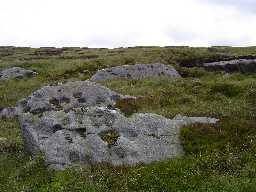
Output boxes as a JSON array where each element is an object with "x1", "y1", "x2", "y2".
[{"x1": 0, "y1": 0, "x2": 256, "y2": 48}]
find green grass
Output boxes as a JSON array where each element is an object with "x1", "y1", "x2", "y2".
[
  {"x1": 0, "y1": 46, "x2": 255, "y2": 191},
  {"x1": 107, "y1": 73, "x2": 255, "y2": 119},
  {"x1": 0, "y1": 119, "x2": 22, "y2": 153}
]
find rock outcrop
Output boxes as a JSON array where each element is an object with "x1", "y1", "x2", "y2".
[
  {"x1": 90, "y1": 63, "x2": 181, "y2": 81},
  {"x1": 200, "y1": 59, "x2": 256, "y2": 73},
  {"x1": 0, "y1": 67, "x2": 37, "y2": 80},
  {"x1": 16, "y1": 80, "x2": 218, "y2": 170}
]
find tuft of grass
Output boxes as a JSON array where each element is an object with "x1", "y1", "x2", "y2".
[
  {"x1": 181, "y1": 119, "x2": 256, "y2": 155},
  {"x1": 115, "y1": 97, "x2": 141, "y2": 117},
  {"x1": 210, "y1": 82, "x2": 243, "y2": 97},
  {"x1": 0, "y1": 118, "x2": 22, "y2": 153}
]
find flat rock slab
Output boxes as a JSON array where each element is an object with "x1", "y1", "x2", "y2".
[
  {"x1": 17, "y1": 80, "x2": 218, "y2": 170},
  {"x1": 201, "y1": 59, "x2": 256, "y2": 73},
  {"x1": 0, "y1": 67, "x2": 37, "y2": 80},
  {"x1": 90, "y1": 63, "x2": 181, "y2": 81}
]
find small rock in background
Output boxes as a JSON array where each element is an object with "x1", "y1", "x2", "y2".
[
  {"x1": 201, "y1": 59, "x2": 256, "y2": 73},
  {"x1": 90, "y1": 63, "x2": 181, "y2": 81},
  {"x1": 0, "y1": 67, "x2": 37, "y2": 80},
  {"x1": 0, "y1": 107, "x2": 17, "y2": 118}
]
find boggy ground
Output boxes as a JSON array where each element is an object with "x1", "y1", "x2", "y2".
[{"x1": 0, "y1": 46, "x2": 255, "y2": 191}]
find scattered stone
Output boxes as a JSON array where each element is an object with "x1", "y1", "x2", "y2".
[
  {"x1": 0, "y1": 67, "x2": 37, "y2": 80},
  {"x1": 0, "y1": 107, "x2": 17, "y2": 118},
  {"x1": 16, "y1": 80, "x2": 219, "y2": 170},
  {"x1": 90, "y1": 63, "x2": 181, "y2": 81},
  {"x1": 201, "y1": 59, "x2": 256, "y2": 73}
]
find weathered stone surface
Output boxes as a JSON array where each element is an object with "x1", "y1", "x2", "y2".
[
  {"x1": 0, "y1": 67, "x2": 37, "y2": 80},
  {"x1": 90, "y1": 63, "x2": 181, "y2": 81},
  {"x1": 0, "y1": 107, "x2": 17, "y2": 118},
  {"x1": 17, "y1": 80, "x2": 218, "y2": 170},
  {"x1": 17, "y1": 81, "x2": 131, "y2": 115},
  {"x1": 201, "y1": 59, "x2": 256, "y2": 73}
]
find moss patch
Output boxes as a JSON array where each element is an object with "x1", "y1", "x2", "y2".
[{"x1": 99, "y1": 130, "x2": 120, "y2": 145}]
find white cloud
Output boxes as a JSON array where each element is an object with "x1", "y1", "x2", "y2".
[
  {"x1": 0, "y1": 0, "x2": 255, "y2": 47},
  {"x1": 200, "y1": 0, "x2": 256, "y2": 13}
]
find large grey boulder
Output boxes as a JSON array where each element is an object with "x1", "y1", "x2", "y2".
[
  {"x1": 90, "y1": 63, "x2": 181, "y2": 81},
  {"x1": 0, "y1": 67, "x2": 37, "y2": 80},
  {"x1": 201, "y1": 59, "x2": 256, "y2": 73},
  {"x1": 17, "y1": 80, "x2": 218, "y2": 170}
]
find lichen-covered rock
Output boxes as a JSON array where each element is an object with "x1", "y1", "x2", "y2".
[
  {"x1": 17, "y1": 80, "x2": 218, "y2": 170},
  {"x1": 90, "y1": 63, "x2": 181, "y2": 81},
  {"x1": 201, "y1": 59, "x2": 256, "y2": 73},
  {"x1": 0, "y1": 67, "x2": 37, "y2": 80},
  {"x1": 17, "y1": 81, "x2": 131, "y2": 115}
]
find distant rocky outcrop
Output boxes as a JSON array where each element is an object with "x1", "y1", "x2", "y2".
[
  {"x1": 90, "y1": 63, "x2": 181, "y2": 81},
  {"x1": 16, "y1": 80, "x2": 218, "y2": 170},
  {"x1": 35, "y1": 47, "x2": 63, "y2": 56},
  {"x1": 200, "y1": 59, "x2": 256, "y2": 73},
  {"x1": 0, "y1": 67, "x2": 37, "y2": 80}
]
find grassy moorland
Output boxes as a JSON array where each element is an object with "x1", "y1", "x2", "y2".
[{"x1": 0, "y1": 46, "x2": 255, "y2": 191}]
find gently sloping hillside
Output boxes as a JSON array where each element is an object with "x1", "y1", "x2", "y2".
[{"x1": 0, "y1": 46, "x2": 255, "y2": 191}]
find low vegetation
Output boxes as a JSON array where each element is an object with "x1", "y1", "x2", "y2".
[{"x1": 0, "y1": 46, "x2": 255, "y2": 191}]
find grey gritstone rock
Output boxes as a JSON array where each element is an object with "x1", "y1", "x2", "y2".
[
  {"x1": 201, "y1": 59, "x2": 256, "y2": 73},
  {"x1": 90, "y1": 63, "x2": 181, "y2": 81},
  {"x1": 17, "y1": 80, "x2": 219, "y2": 170},
  {"x1": 0, "y1": 67, "x2": 37, "y2": 80}
]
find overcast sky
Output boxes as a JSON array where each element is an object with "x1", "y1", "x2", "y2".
[{"x1": 0, "y1": 0, "x2": 255, "y2": 48}]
